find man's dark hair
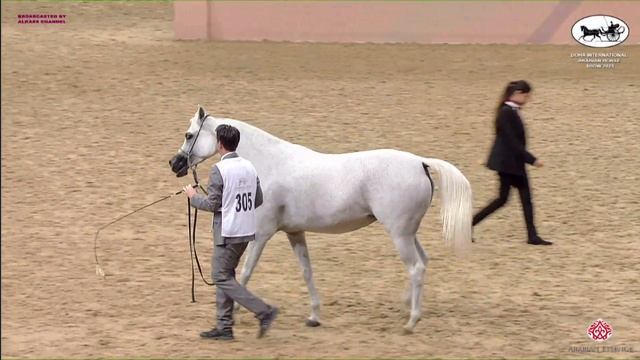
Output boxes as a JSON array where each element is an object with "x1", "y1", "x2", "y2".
[{"x1": 215, "y1": 124, "x2": 240, "y2": 151}]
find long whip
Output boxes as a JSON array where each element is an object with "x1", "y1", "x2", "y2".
[{"x1": 94, "y1": 185, "x2": 197, "y2": 277}]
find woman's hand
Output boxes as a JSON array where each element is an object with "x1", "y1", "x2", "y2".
[{"x1": 533, "y1": 159, "x2": 544, "y2": 168}]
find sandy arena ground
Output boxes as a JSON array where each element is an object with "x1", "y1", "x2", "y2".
[{"x1": 2, "y1": 2, "x2": 639, "y2": 358}]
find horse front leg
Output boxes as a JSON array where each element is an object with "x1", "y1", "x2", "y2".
[
  {"x1": 238, "y1": 238, "x2": 268, "y2": 287},
  {"x1": 234, "y1": 227, "x2": 276, "y2": 311},
  {"x1": 238, "y1": 213, "x2": 279, "y2": 286},
  {"x1": 287, "y1": 231, "x2": 322, "y2": 327}
]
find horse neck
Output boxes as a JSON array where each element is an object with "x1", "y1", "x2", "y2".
[{"x1": 212, "y1": 118, "x2": 293, "y2": 163}]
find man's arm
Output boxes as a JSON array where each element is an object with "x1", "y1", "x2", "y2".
[
  {"x1": 190, "y1": 165, "x2": 223, "y2": 212},
  {"x1": 254, "y1": 177, "x2": 264, "y2": 209}
]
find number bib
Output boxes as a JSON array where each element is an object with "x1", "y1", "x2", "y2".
[{"x1": 216, "y1": 157, "x2": 258, "y2": 238}]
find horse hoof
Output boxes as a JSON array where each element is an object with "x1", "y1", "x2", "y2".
[
  {"x1": 403, "y1": 326, "x2": 415, "y2": 335},
  {"x1": 305, "y1": 319, "x2": 321, "y2": 327}
]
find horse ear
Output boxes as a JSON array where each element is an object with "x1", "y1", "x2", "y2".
[{"x1": 197, "y1": 105, "x2": 205, "y2": 120}]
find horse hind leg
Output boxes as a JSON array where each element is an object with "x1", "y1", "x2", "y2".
[
  {"x1": 389, "y1": 232, "x2": 426, "y2": 334},
  {"x1": 287, "y1": 231, "x2": 322, "y2": 327},
  {"x1": 403, "y1": 286, "x2": 412, "y2": 309},
  {"x1": 415, "y1": 238, "x2": 429, "y2": 270},
  {"x1": 373, "y1": 180, "x2": 429, "y2": 332},
  {"x1": 403, "y1": 238, "x2": 429, "y2": 309}
]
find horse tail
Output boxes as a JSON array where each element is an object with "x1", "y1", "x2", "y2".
[
  {"x1": 619, "y1": 26, "x2": 626, "y2": 34},
  {"x1": 420, "y1": 157, "x2": 473, "y2": 255}
]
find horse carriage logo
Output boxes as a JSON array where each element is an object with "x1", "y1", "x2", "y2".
[
  {"x1": 587, "y1": 319, "x2": 613, "y2": 342},
  {"x1": 572, "y1": 15, "x2": 629, "y2": 48}
]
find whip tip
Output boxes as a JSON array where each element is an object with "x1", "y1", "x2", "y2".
[{"x1": 96, "y1": 264, "x2": 106, "y2": 278}]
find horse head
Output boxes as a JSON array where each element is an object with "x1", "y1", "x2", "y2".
[{"x1": 169, "y1": 105, "x2": 220, "y2": 177}]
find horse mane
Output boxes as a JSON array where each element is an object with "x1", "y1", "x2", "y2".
[{"x1": 213, "y1": 117, "x2": 293, "y2": 146}]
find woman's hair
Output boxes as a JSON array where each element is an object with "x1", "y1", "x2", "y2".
[{"x1": 495, "y1": 80, "x2": 532, "y2": 129}]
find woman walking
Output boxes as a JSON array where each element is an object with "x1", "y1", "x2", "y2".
[{"x1": 473, "y1": 80, "x2": 552, "y2": 245}]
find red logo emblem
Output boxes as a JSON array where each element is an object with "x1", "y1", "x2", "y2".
[{"x1": 587, "y1": 319, "x2": 613, "y2": 342}]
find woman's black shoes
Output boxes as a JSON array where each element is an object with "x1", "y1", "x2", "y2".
[{"x1": 527, "y1": 236, "x2": 553, "y2": 246}]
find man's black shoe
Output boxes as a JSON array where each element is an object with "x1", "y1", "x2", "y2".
[
  {"x1": 257, "y1": 307, "x2": 279, "y2": 338},
  {"x1": 527, "y1": 237, "x2": 553, "y2": 246},
  {"x1": 200, "y1": 328, "x2": 234, "y2": 340}
]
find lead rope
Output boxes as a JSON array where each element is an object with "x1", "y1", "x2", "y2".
[
  {"x1": 188, "y1": 168, "x2": 215, "y2": 302},
  {"x1": 188, "y1": 198, "x2": 196, "y2": 302},
  {"x1": 181, "y1": 112, "x2": 215, "y2": 301}
]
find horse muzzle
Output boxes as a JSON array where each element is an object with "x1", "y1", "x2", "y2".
[{"x1": 169, "y1": 153, "x2": 189, "y2": 178}]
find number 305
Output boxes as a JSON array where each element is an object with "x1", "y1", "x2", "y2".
[{"x1": 235, "y1": 192, "x2": 253, "y2": 212}]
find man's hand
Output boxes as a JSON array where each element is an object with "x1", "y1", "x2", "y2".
[
  {"x1": 184, "y1": 184, "x2": 197, "y2": 199},
  {"x1": 533, "y1": 159, "x2": 544, "y2": 168}
]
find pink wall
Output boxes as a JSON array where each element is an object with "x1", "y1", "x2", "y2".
[
  {"x1": 174, "y1": 1, "x2": 209, "y2": 41},
  {"x1": 174, "y1": 1, "x2": 639, "y2": 44}
]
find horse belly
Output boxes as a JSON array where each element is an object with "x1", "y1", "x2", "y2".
[
  {"x1": 305, "y1": 215, "x2": 377, "y2": 234},
  {"x1": 280, "y1": 204, "x2": 377, "y2": 234}
]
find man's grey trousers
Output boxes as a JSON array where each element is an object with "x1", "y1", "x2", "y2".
[{"x1": 212, "y1": 242, "x2": 271, "y2": 330}]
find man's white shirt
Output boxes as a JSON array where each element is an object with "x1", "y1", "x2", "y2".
[{"x1": 216, "y1": 153, "x2": 258, "y2": 238}]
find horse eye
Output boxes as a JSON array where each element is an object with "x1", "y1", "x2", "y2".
[{"x1": 185, "y1": 133, "x2": 194, "y2": 140}]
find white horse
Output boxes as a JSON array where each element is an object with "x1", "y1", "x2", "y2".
[{"x1": 169, "y1": 106, "x2": 472, "y2": 333}]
